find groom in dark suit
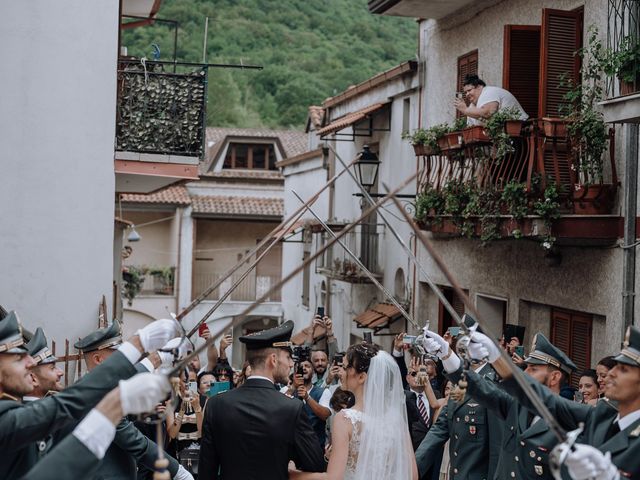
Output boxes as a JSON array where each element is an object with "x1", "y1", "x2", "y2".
[{"x1": 199, "y1": 321, "x2": 325, "y2": 480}]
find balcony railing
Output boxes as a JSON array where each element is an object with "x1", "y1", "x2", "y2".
[
  {"x1": 315, "y1": 224, "x2": 382, "y2": 282},
  {"x1": 191, "y1": 272, "x2": 282, "y2": 302},
  {"x1": 416, "y1": 120, "x2": 619, "y2": 241},
  {"x1": 116, "y1": 59, "x2": 207, "y2": 157},
  {"x1": 606, "y1": 0, "x2": 640, "y2": 98}
]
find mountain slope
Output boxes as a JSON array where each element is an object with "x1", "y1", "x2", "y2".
[{"x1": 122, "y1": 0, "x2": 417, "y2": 128}]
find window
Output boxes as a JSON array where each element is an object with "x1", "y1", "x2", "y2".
[
  {"x1": 551, "y1": 308, "x2": 592, "y2": 388},
  {"x1": 438, "y1": 286, "x2": 468, "y2": 335},
  {"x1": 402, "y1": 98, "x2": 411, "y2": 133},
  {"x1": 223, "y1": 142, "x2": 277, "y2": 170},
  {"x1": 302, "y1": 251, "x2": 310, "y2": 307},
  {"x1": 476, "y1": 294, "x2": 507, "y2": 336}
]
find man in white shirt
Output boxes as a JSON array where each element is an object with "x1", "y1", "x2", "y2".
[{"x1": 455, "y1": 74, "x2": 528, "y2": 125}]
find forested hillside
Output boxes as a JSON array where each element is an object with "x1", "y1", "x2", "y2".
[{"x1": 122, "y1": 0, "x2": 417, "y2": 128}]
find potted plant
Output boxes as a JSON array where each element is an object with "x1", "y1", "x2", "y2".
[
  {"x1": 484, "y1": 107, "x2": 523, "y2": 159},
  {"x1": 601, "y1": 35, "x2": 640, "y2": 96},
  {"x1": 462, "y1": 125, "x2": 490, "y2": 144},
  {"x1": 561, "y1": 26, "x2": 616, "y2": 213},
  {"x1": 148, "y1": 266, "x2": 175, "y2": 295},
  {"x1": 415, "y1": 185, "x2": 445, "y2": 221},
  {"x1": 441, "y1": 117, "x2": 467, "y2": 151},
  {"x1": 402, "y1": 124, "x2": 449, "y2": 156},
  {"x1": 540, "y1": 118, "x2": 568, "y2": 138},
  {"x1": 122, "y1": 265, "x2": 146, "y2": 305}
]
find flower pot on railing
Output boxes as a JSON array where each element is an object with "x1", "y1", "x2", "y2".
[
  {"x1": 620, "y1": 77, "x2": 640, "y2": 96},
  {"x1": 572, "y1": 184, "x2": 616, "y2": 215},
  {"x1": 505, "y1": 120, "x2": 524, "y2": 137},
  {"x1": 462, "y1": 126, "x2": 490, "y2": 144},
  {"x1": 413, "y1": 144, "x2": 437, "y2": 156},
  {"x1": 540, "y1": 118, "x2": 568, "y2": 138},
  {"x1": 442, "y1": 131, "x2": 463, "y2": 150},
  {"x1": 437, "y1": 136, "x2": 449, "y2": 151}
]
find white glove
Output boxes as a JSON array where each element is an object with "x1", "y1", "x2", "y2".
[
  {"x1": 119, "y1": 373, "x2": 171, "y2": 415},
  {"x1": 136, "y1": 319, "x2": 180, "y2": 353},
  {"x1": 421, "y1": 329, "x2": 449, "y2": 359},
  {"x1": 158, "y1": 337, "x2": 193, "y2": 368},
  {"x1": 469, "y1": 332, "x2": 501, "y2": 362},
  {"x1": 565, "y1": 444, "x2": 619, "y2": 480},
  {"x1": 174, "y1": 465, "x2": 194, "y2": 480}
]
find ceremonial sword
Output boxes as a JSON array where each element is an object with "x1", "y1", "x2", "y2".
[{"x1": 166, "y1": 170, "x2": 420, "y2": 378}]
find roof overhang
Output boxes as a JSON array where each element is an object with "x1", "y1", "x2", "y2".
[
  {"x1": 354, "y1": 303, "x2": 404, "y2": 332},
  {"x1": 368, "y1": 0, "x2": 477, "y2": 19},
  {"x1": 121, "y1": 0, "x2": 163, "y2": 28},
  {"x1": 115, "y1": 159, "x2": 199, "y2": 194},
  {"x1": 317, "y1": 102, "x2": 391, "y2": 140}
]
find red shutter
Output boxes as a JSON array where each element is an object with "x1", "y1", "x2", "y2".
[
  {"x1": 538, "y1": 8, "x2": 583, "y2": 117},
  {"x1": 438, "y1": 286, "x2": 468, "y2": 334},
  {"x1": 457, "y1": 51, "x2": 478, "y2": 118},
  {"x1": 457, "y1": 50, "x2": 479, "y2": 93},
  {"x1": 551, "y1": 308, "x2": 593, "y2": 388},
  {"x1": 503, "y1": 25, "x2": 541, "y2": 118}
]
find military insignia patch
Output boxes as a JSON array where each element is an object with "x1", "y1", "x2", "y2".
[
  {"x1": 535, "y1": 465, "x2": 543, "y2": 475},
  {"x1": 630, "y1": 425, "x2": 640, "y2": 437},
  {"x1": 469, "y1": 426, "x2": 476, "y2": 435},
  {"x1": 464, "y1": 415, "x2": 470, "y2": 422}
]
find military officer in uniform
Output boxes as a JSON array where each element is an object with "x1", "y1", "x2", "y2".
[
  {"x1": 199, "y1": 320, "x2": 325, "y2": 479},
  {"x1": 72, "y1": 321, "x2": 192, "y2": 480},
  {"x1": 22, "y1": 367, "x2": 173, "y2": 479},
  {"x1": 471, "y1": 325, "x2": 640, "y2": 479},
  {"x1": 0, "y1": 310, "x2": 180, "y2": 478},
  {"x1": 415, "y1": 339, "x2": 503, "y2": 480},
  {"x1": 422, "y1": 329, "x2": 576, "y2": 480},
  {"x1": 24, "y1": 328, "x2": 62, "y2": 461},
  {"x1": 25, "y1": 328, "x2": 63, "y2": 400}
]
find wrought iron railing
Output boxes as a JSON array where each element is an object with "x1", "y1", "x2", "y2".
[
  {"x1": 316, "y1": 225, "x2": 382, "y2": 280},
  {"x1": 116, "y1": 59, "x2": 207, "y2": 157},
  {"x1": 606, "y1": 0, "x2": 640, "y2": 98},
  {"x1": 418, "y1": 120, "x2": 617, "y2": 215},
  {"x1": 191, "y1": 272, "x2": 282, "y2": 302}
]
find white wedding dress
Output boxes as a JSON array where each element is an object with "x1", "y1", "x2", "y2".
[{"x1": 340, "y1": 351, "x2": 414, "y2": 480}]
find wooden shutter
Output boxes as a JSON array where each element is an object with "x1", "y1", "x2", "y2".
[
  {"x1": 538, "y1": 8, "x2": 583, "y2": 117},
  {"x1": 503, "y1": 26, "x2": 541, "y2": 118},
  {"x1": 551, "y1": 308, "x2": 593, "y2": 388},
  {"x1": 457, "y1": 50, "x2": 479, "y2": 93}
]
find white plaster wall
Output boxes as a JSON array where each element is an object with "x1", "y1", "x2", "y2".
[
  {"x1": 0, "y1": 1, "x2": 118, "y2": 347},
  {"x1": 283, "y1": 74, "x2": 419, "y2": 347},
  {"x1": 280, "y1": 155, "x2": 330, "y2": 332}
]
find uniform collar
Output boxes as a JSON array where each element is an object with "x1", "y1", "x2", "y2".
[
  {"x1": 616, "y1": 408, "x2": 640, "y2": 431},
  {"x1": 247, "y1": 375, "x2": 274, "y2": 384}
]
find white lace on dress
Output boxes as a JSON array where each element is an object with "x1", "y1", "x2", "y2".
[{"x1": 341, "y1": 408, "x2": 363, "y2": 479}]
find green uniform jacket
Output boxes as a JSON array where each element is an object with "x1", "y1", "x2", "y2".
[
  {"x1": 502, "y1": 375, "x2": 640, "y2": 480},
  {"x1": 91, "y1": 417, "x2": 180, "y2": 480},
  {"x1": 0, "y1": 350, "x2": 137, "y2": 479},
  {"x1": 415, "y1": 365, "x2": 503, "y2": 480},
  {"x1": 19, "y1": 434, "x2": 102, "y2": 480},
  {"x1": 457, "y1": 367, "x2": 570, "y2": 480}
]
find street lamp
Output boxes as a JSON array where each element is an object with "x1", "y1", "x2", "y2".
[
  {"x1": 355, "y1": 145, "x2": 380, "y2": 192},
  {"x1": 127, "y1": 225, "x2": 141, "y2": 242}
]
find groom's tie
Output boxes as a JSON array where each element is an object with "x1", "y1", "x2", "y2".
[{"x1": 417, "y1": 393, "x2": 430, "y2": 425}]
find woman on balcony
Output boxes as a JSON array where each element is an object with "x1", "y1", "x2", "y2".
[{"x1": 455, "y1": 74, "x2": 528, "y2": 126}]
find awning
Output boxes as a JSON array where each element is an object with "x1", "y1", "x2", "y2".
[
  {"x1": 291, "y1": 324, "x2": 328, "y2": 346},
  {"x1": 354, "y1": 303, "x2": 403, "y2": 331},
  {"x1": 317, "y1": 102, "x2": 390, "y2": 137}
]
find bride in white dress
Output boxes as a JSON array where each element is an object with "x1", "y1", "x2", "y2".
[{"x1": 290, "y1": 342, "x2": 418, "y2": 480}]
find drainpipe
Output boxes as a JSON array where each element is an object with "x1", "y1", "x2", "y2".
[{"x1": 622, "y1": 124, "x2": 639, "y2": 337}]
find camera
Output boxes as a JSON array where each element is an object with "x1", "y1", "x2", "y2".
[
  {"x1": 333, "y1": 352, "x2": 345, "y2": 366},
  {"x1": 292, "y1": 345, "x2": 311, "y2": 376}
]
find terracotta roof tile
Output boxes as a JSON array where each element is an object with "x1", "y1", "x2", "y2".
[
  {"x1": 307, "y1": 106, "x2": 325, "y2": 130},
  {"x1": 200, "y1": 170, "x2": 284, "y2": 180},
  {"x1": 191, "y1": 195, "x2": 283, "y2": 218},
  {"x1": 120, "y1": 185, "x2": 191, "y2": 206},
  {"x1": 317, "y1": 102, "x2": 389, "y2": 137}
]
